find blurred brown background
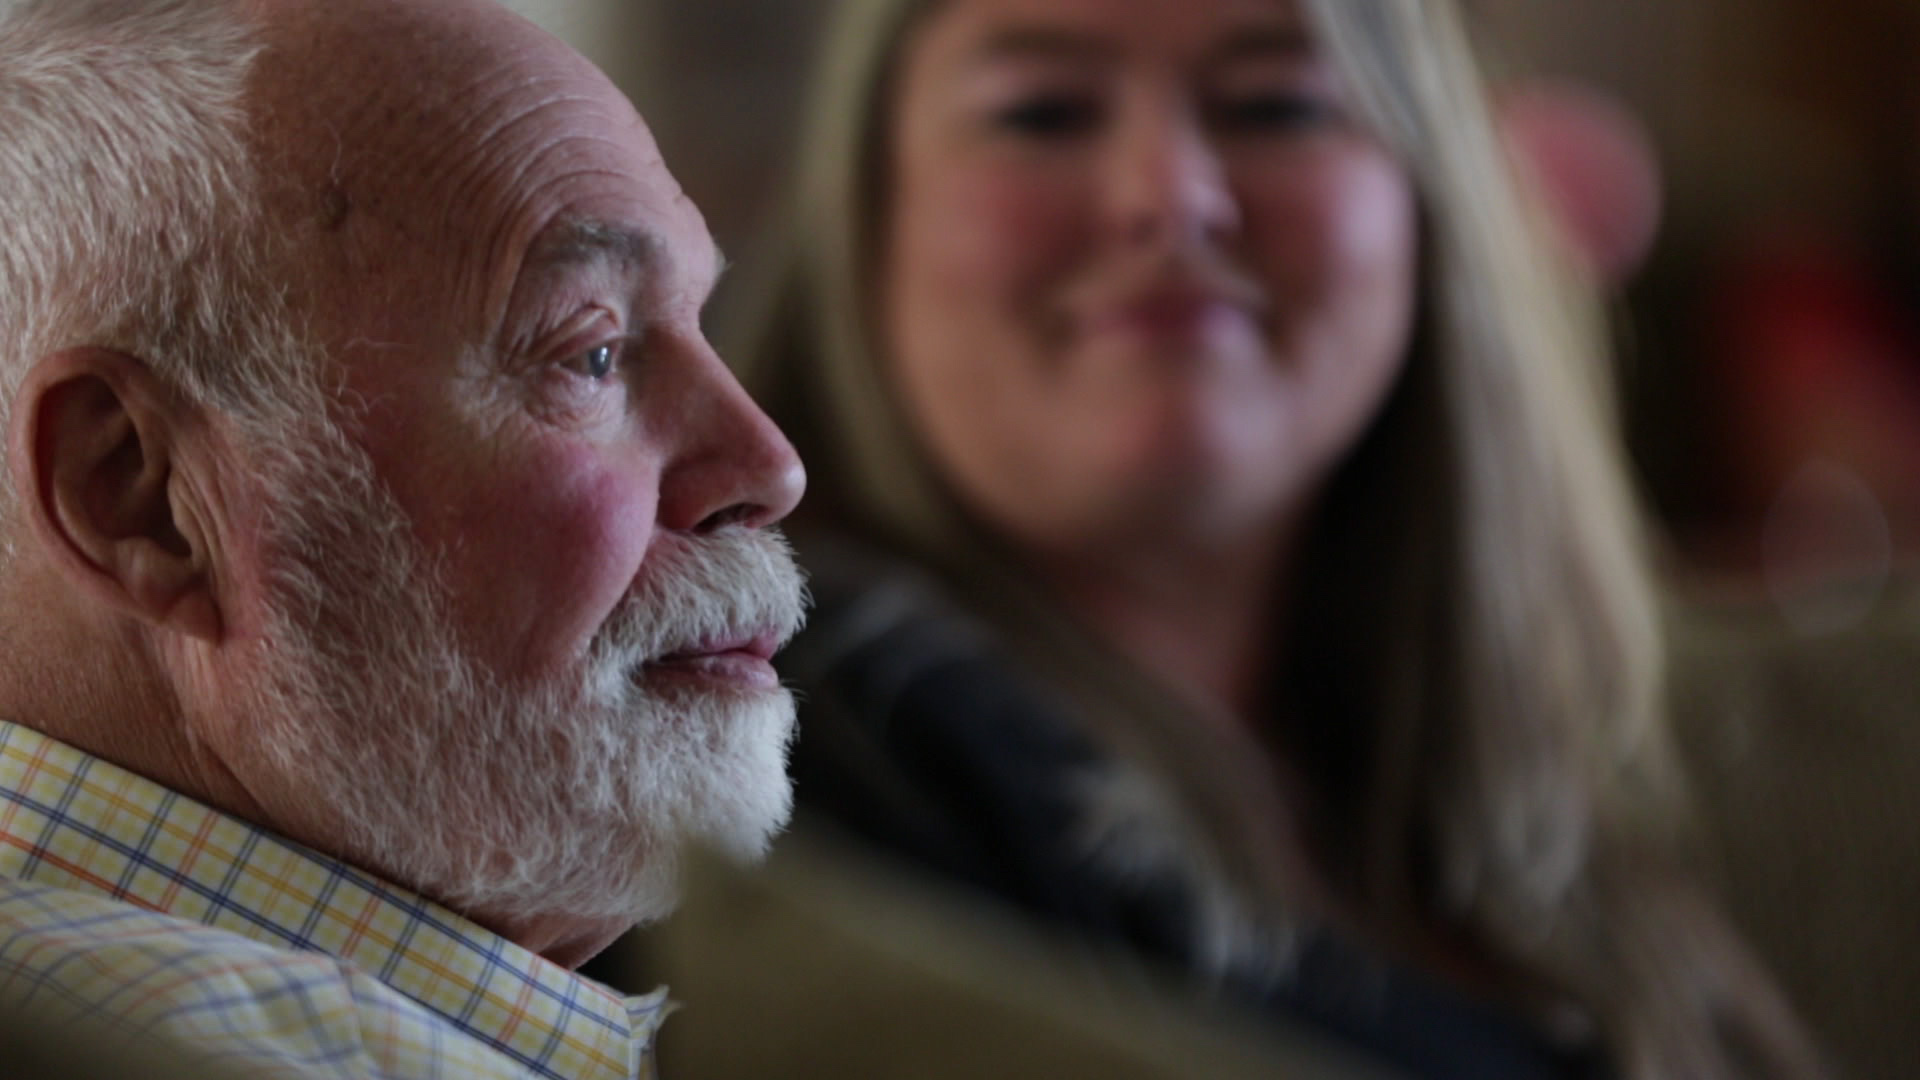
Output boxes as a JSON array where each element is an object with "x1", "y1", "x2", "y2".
[{"x1": 514, "y1": 0, "x2": 1920, "y2": 600}]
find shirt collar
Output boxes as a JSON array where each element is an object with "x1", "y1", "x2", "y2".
[{"x1": 0, "y1": 721, "x2": 665, "y2": 1080}]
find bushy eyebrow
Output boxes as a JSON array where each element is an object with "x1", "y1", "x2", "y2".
[
  {"x1": 524, "y1": 217, "x2": 728, "y2": 300},
  {"x1": 527, "y1": 219, "x2": 666, "y2": 272}
]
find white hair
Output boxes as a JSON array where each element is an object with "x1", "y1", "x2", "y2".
[{"x1": 0, "y1": 0, "x2": 318, "y2": 557}]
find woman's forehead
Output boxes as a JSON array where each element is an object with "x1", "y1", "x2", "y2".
[{"x1": 909, "y1": 0, "x2": 1314, "y2": 67}]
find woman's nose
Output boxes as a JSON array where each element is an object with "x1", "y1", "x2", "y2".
[{"x1": 1105, "y1": 103, "x2": 1242, "y2": 250}]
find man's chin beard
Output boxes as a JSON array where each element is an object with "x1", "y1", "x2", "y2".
[
  {"x1": 234, "y1": 427, "x2": 803, "y2": 932},
  {"x1": 247, "y1": 586, "x2": 800, "y2": 931}
]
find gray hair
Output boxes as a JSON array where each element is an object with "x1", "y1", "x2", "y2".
[{"x1": 0, "y1": 0, "x2": 318, "y2": 556}]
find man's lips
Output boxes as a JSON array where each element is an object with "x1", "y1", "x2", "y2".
[
  {"x1": 646, "y1": 631, "x2": 783, "y2": 690},
  {"x1": 662, "y1": 630, "x2": 781, "y2": 663}
]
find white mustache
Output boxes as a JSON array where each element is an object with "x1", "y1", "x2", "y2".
[{"x1": 587, "y1": 526, "x2": 810, "y2": 678}]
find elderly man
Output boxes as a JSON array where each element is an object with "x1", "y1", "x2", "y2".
[{"x1": 0, "y1": 0, "x2": 804, "y2": 1076}]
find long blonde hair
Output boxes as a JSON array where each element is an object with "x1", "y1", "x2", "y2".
[{"x1": 737, "y1": 0, "x2": 1824, "y2": 1075}]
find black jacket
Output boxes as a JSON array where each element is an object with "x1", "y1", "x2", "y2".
[{"x1": 780, "y1": 547, "x2": 1606, "y2": 1080}]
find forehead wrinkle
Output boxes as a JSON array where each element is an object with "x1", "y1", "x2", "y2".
[
  {"x1": 488, "y1": 153, "x2": 665, "y2": 254},
  {"x1": 318, "y1": 48, "x2": 600, "y2": 202},
  {"x1": 392, "y1": 84, "x2": 598, "y2": 223},
  {"x1": 403, "y1": 117, "x2": 649, "y2": 345},
  {"x1": 459, "y1": 123, "x2": 643, "y2": 225},
  {"x1": 244, "y1": 0, "x2": 674, "y2": 349},
  {"x1": 288, "y1": 75, "x2": 538, "y2": 281}
]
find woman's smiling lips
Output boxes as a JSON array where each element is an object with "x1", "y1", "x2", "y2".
[
  {"x1": 1070, "y1": 264, "x2": 1271, "y2": 349},
  {"x1": 1088, "y1": 288, "x2": 1252, "y2": 341},
  {"x1": 647, "y1": 630, "x2": 783, "y2": 690}
]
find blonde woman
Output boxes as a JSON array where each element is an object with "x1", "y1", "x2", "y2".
[{"x1": 736, "y1": 0, "x2": 1825, "y2": 1075}]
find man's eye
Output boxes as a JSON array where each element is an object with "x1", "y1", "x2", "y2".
[
  {"x1": 993, "y1": 95, "x2": 1101, "y2": 138},
  {"x1": 1208, "y1": 93, "x2": 1340, "y2": 135},
  {"x1": 566, "y1": 340, "x2": 625, "y2": 381}
]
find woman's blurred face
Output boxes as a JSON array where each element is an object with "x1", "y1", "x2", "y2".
[{"x1": 883, "y1": 0, "x2": 1418, "y2": 558}]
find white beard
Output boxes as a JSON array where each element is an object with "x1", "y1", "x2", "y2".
[{"x1": 231, "y1": 419, "x2": 804, "y2": 927}]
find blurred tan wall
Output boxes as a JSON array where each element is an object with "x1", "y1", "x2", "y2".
[
  {"x1": 515, "y1": 0, "x2": 1917, "y2": 260},
  {"x1": 511, "y1": 0, "x2": 1919, "y2": 556},
  {"x1": 508, "y1": 0, "x2": 820, "y2": 256},
  {"x1": 504, "y1": 0, "x2": 652, "y2": 90},
  {"x1": 1478, "y1": 0, "x2": 1918, "y2": 243}
]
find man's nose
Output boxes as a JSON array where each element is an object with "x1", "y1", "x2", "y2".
[
  {"x1": 652, "y1": 336, "x2": 806, "y2": 533},
  {"x1": 1105, "y1": 103, "x2": 1241, "y2": 249}
]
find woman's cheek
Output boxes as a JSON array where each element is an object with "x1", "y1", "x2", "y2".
[
  {"x1": 1239, "y1": 149, "x2": 1416, "y2": 315},
  {"x1": 922, "y1": 162, "x2": 1092, "y2": 298},
  {"x1": 1326, "y1": 157, "x2": 1419, "y2": 282}
]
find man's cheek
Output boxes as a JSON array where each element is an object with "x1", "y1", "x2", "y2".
[{"x1": 451, "y1": 451, "x2": 661, "y2": 675}]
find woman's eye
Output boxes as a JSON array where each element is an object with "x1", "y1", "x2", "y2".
[
  {"x1": 993, "y1": 95, "x2": 1102, "y2": 138},
  {"x1": 1208, "y1": 93, "x2": 1340, "y2": 135}
]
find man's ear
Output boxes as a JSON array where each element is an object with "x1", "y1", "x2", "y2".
[{"x1": 8, "y1": 349, "x2": 223, "y2": 641}]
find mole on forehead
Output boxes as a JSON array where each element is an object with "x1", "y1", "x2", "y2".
[{"x1": 320, "y1": 183, "x2": 353, "y2": 232}]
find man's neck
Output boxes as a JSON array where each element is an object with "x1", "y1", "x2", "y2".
[
  {"x1": 0, "y1": 573, "x2": 635, "y2": 976},
  {"x1": 478, "y1": 909, "x2": 634, "y2": 971},
  {"x1": 0, "y1": 574, "x2": 274, "y2": 844}
]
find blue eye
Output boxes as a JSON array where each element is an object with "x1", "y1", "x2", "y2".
[
  {"x1": 569, "y1": 341, "x2": 620, "y2": 380},
  {"x1": 585, "y1": 343, "x2": 615, "y2": 378}
]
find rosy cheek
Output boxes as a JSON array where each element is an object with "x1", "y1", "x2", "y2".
[
  {"x1": 1238, "y1": 170, "x2": 1335, "y2": 274},
  {"x1": 1240, "y1": 153, "x2": 1415, "y2": 303},
  {"x1": 912, "y1": 165, "x2": 1088, "y2": 299},
  {"x1": 1328, "y1": 161, "x2": 1418, "y2": 278},
  {"x1": 439, "y1": 443, "x2": 659, "y2": 677}
]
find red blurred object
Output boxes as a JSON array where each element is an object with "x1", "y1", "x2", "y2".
[
  {"x1": 1498, "y1": 79, "x2": 1664, "y2": 284},
  {"x1": 1704, "y1": 229, "x2": 1920, "y2": 562}
]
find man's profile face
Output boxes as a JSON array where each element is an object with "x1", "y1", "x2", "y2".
[{"x1": 211, "y1": 0, "x2": 807, "y2": 935}]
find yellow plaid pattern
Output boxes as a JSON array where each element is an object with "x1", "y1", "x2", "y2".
[{"x1": 0, "y1": 722, "x2": 665, "y2": 1078}]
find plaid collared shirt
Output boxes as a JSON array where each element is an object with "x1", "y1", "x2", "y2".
[{"x1": 0, "y1": 722, "x2": 666, "y2": 1079}]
